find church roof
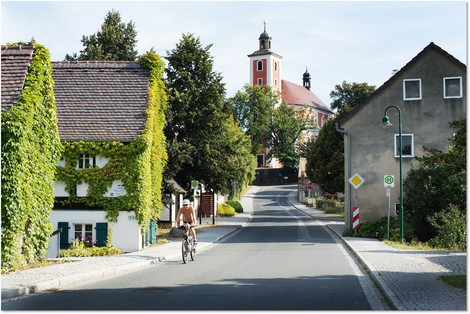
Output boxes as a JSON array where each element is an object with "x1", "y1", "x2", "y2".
[{"x1": 281, "y1": 80, "x2": 333, "y2": 113}]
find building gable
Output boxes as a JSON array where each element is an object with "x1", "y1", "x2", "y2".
[
  {"x1": 52, "y1": 61, "x2": 150, "y2": 142},
  {"x1": 1, "y1": 45, "x2": 34, "y2": 111}
]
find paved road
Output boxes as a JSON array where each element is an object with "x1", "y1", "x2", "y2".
[{"x1": 2, "y1": 186, "x2": 387, "y2": 310}]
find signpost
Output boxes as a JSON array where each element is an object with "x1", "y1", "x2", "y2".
[
  {"x1": 384, "y1": 175, "x2": 395, "y2": 239},
  {"x1": 348, "y1": 173, "x2": 364, "y2": 232}
]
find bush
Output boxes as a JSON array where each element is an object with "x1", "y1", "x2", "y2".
[
  {"x1": 428, "y1": 205, "x2": 466, "y2": 250},
  {"x1": 355, "y1": 217, "x2": 415, "y2": 242},
  {"x1": 218, "y1": 203, "x2": 236, "y2": 217},
  {"x1": 59, "y1": 239, "x2": 123, "y2": 257},
  {"x1": 226, "y1": 200, "x2": 243, "y2": 213}
]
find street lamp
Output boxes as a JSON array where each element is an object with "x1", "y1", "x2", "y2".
[{"x1": 382, "y1": 105, "x2": 404, "y2": 243}]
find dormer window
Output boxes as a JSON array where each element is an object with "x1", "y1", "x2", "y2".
[
  {"x1": 444, "y1": 77, "x2": 462, "y2": 98},
  {"x1": 77, "y1": 154, "x2": 96, "y2": 169}
]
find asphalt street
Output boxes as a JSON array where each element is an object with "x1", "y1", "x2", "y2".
[{"x1": 2, "y1": 186, "x2": 388, "y2": 310}]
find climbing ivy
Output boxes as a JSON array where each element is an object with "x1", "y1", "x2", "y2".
[
  {"x1": 55, "y1": 52, "x2": 167, "y2": 231},
  {"x1": 1, "y1": 43, "x2": 63, "y2": 272}
]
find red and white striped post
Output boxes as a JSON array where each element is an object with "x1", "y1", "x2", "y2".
[{"x1": 352, "y1": 206, "x2": 360, "y2": 231}]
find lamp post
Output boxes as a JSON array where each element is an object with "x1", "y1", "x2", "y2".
[{"x1": 382, "y1": 105, "x2": 404, "y2": 243}]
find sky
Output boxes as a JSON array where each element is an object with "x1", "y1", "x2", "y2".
[{"x1": 1, "y1": 1, "x2": 467, "y2": 105}]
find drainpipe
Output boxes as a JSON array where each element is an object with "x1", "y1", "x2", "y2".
[{"x1": 335, "y1": 122, "x2": 352, "y2": 231}]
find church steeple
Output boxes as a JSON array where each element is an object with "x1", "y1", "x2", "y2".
[
  {"x1": 259, "y1": 20, "x2": 272, "y2": 50},
  {"x1": 303, "y1": 67, "x2": 311, "y2": 90}
]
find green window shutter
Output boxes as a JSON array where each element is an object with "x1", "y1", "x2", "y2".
[
  {"x1": 58, "y1": 222, "x2": 69, "y2": 249},
  {"x1": 95, "y1": 223, "x2": 108, "y2": 247},
  {"x1": 150, "y1": 220, "x2": 157, "y2": 244}
]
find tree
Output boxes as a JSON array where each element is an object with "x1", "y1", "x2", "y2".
[
  {"x1": 65, "y1": 10, "x2": 138, "y2": 61},
  {"x1": 269, "y1": 103, "x2": 306, "y2": 170},
  {"x1": 228, "y1": 85, "x2": 277, "y2": 155},
  {"x1": 330, "y1": 81, "x2": 376, "y2": 111},
  {"x1": 164, "y1": 34, "x2": 254, "y2": 193},
  {"x1": 305, "y1": 107, "x2": 352, "y2": 194},
  {"x1": 403, "y1": 118, "x2": 466, "y2": 241}
]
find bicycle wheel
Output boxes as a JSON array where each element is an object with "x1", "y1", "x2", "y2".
[
  {"x1": 182, "y1": 239, "x2": 188, "y2": 264},
  {"x1": 190, "y1": 238, "x2": 196, "y2": 261}
]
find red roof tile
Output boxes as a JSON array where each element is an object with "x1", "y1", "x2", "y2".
[{"x1": 281, "y1": 80, "x2": 333, "y2": 113}]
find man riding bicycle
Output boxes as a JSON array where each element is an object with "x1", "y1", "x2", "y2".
[{"x1": 175, "y1": 199, "x2": 197, "y2": 244}]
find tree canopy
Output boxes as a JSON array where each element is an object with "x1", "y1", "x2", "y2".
[
  {"x1": 305, "y1": 106, "x2": 352, "y2": 194},
  {"x1": 330, "y1": 81, "x2": 376, "y2": 111},
  {"x1": 228, "y1": 85, "x2": 277, "y2": 155},
  {"x1": 65, "y1": 10, "x2": 138, "y2": 61},
  {"x1": 269, "y1": 103, "x2": 306, "y2": 170},
  {"x1": 164, "y1": 34, "x2": 254, "y2": 194},
  {"x1": 403, "y1": 118, "x2": 466, "y2": 241}
]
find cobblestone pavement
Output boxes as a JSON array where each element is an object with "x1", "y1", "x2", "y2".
[{"x1": 287, "y1": 192, "x2": 467, "y2": 311}]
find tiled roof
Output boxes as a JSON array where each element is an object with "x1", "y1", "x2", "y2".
[
  {"x1": 52, "y1": 61, "x2": 150, "y2": 142},
  {"x1": 1, "y1": 45, "x2": 34, "y2": 111},
  {"x1": 281, "y1": 80, "x2": 333, "y2": 113}
]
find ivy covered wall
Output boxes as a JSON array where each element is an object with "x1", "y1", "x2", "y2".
[
  {"x1": 55, "y1": 52, "x2": 168, "y2": 231},
  {"x1": 1, "y1": 43, "x2": 63, "y2": 271}
]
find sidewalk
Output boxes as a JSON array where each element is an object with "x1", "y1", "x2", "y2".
[
  {"x1": 2, "y1": 186, "x2": 467, "y2": 311},
  {"x1": 286, "y1": 191, "x2": 467, "y2": 311}
]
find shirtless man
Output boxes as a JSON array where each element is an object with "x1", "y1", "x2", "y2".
[{"x1": 175, "y1": 199, "x2": 197, "y2": 244}]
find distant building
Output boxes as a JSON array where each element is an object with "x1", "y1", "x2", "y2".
[
  {"x1": 338, "y1": 42, "x2": 466, "y2": 228},
  {"x1": 248, "y1": 22, "x2": 334, "y2": 168}
]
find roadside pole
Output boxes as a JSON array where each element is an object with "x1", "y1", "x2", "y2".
[{"x1": 384, "y1": 175, "x2": 395, "y2": 240}]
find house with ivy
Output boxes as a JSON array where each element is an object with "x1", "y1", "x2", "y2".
[
  {"x1": 1, "y1": 43, "x2": 62, "y2": 271},
  {"x1": 48, "y1": 54, "x2": 167, "y2": 256}
]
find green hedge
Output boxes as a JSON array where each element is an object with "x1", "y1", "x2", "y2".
[{"x1": 225, "y1": 200, "x2": 243, "y2": 213}]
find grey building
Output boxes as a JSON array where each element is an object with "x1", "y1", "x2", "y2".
[{"x1": 338, "y1": 42, "x2": 466, "y2": 228}]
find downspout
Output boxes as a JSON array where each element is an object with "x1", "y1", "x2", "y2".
[{"x1": 335, "y1": 122, "x2": 352, "y2": 231}]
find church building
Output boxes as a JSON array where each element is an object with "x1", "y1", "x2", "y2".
[{"x1": 248, "y1": 22, "x2": 334, "y2": 168}]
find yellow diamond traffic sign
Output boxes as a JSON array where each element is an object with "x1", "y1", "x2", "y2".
[{"x1": 349, "y1": 173, "x2": 365, "y2": 189}]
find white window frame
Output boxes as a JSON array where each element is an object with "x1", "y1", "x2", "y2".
[
  {"x1": 403, "y1": 79, "x2": 422, "y2": 101},
  {"x1": 394, "y1": 134, "x2": 414, "y2": 158},
  {"x1": 443, "y1": 77, "x2": 463, "y2": 99},
  {"x1": 77, "y1": 154, "x2": 96, "y2": 169},
  {"x1": 274, "y1": 62, "x2": 278, "y2": 71},
  {"x1": 73, "y1": 223, "x2": 93, "y2": 244},
  {"x1": 257, "y1": 60, "x2": 263, "y2": 72},
  {"x1": 257, "y1": 78, "x2": 263, "y2": 85}
]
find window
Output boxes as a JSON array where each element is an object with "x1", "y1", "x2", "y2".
[
  {"x1": 257, "y1": 60, "x2": 263, "y2": 71},
  {"x1": 394, "y1": 134, "x2": 414, "y2": 158},
  {"x1": 77, "y1": 154, "x2": 96, "y2": 169},
  {"x1": 274, "y1": 62, "x2": 278, "y2": 71},
  {"x1": 274, "y1": 79, "x2": 278, "y2": 86},
  {"x1": 257, "y1": 154, "x2": 265, "y2": 168},
  {"x1": 74, "y1": 223, "x2": 93, "y2": 244},
  {"x1": 444, "y1": 77, "x2": 462, "y2": 98},
  {"x1": 257, "y1": 78, "x2": 263, "y2": 85},
  {"x1": 403, "y1": 79, "x2": 422, "y2": 100}
]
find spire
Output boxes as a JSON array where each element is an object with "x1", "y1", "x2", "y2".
[
  {"x1": 303, "y1": 67, "x2": 311, "y2": 90},
  {"x1": 259, "y1": 20, "x2": 272, "y2": 50}
]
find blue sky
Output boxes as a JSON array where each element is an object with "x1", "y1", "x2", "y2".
[{"x1": 1, "y1": 1, "x2": 467, "y2": 105}]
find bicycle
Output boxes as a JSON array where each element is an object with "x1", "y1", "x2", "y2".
[{"x1": 180, "y1": 223, "x2": 196, "y2": 264}]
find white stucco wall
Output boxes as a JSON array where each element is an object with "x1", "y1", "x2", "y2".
[{"x1": 48, "y1": 210, "x2": 141, "y2": 258}]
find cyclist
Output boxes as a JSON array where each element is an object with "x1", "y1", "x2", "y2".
[{"x1": 175, "y1": 199, "x2": 197, "y2": 244}]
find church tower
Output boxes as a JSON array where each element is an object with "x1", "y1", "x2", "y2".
[
  {"x1": 247, "y1": 21, "x2": 283, "y2": 93},
  {"x1": 303, "y1": 67, "x2": 311, "y2": 90}
]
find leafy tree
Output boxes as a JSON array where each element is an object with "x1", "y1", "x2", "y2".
[
  {"x1": 228, "y1": 85, "x2": 277, "y2": 154},
  {"x1": 269, "y1": 103, "x2": 306, "y2": 170},
  {"x1": 330, "y1": 81, "x2": 376, "y2": 111},
  {"x1": 306, "y1": 106, "x2": 352, "y2": 193},
  {"x1": 164, "y1": 34, "x2": 254, "y2": 193},
  {"x1": 65, "y1": 10, "x2": 138, "y2": 61},
  {"x1": 403, "y1": 118, "x2": 466, "y2": 241}
]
